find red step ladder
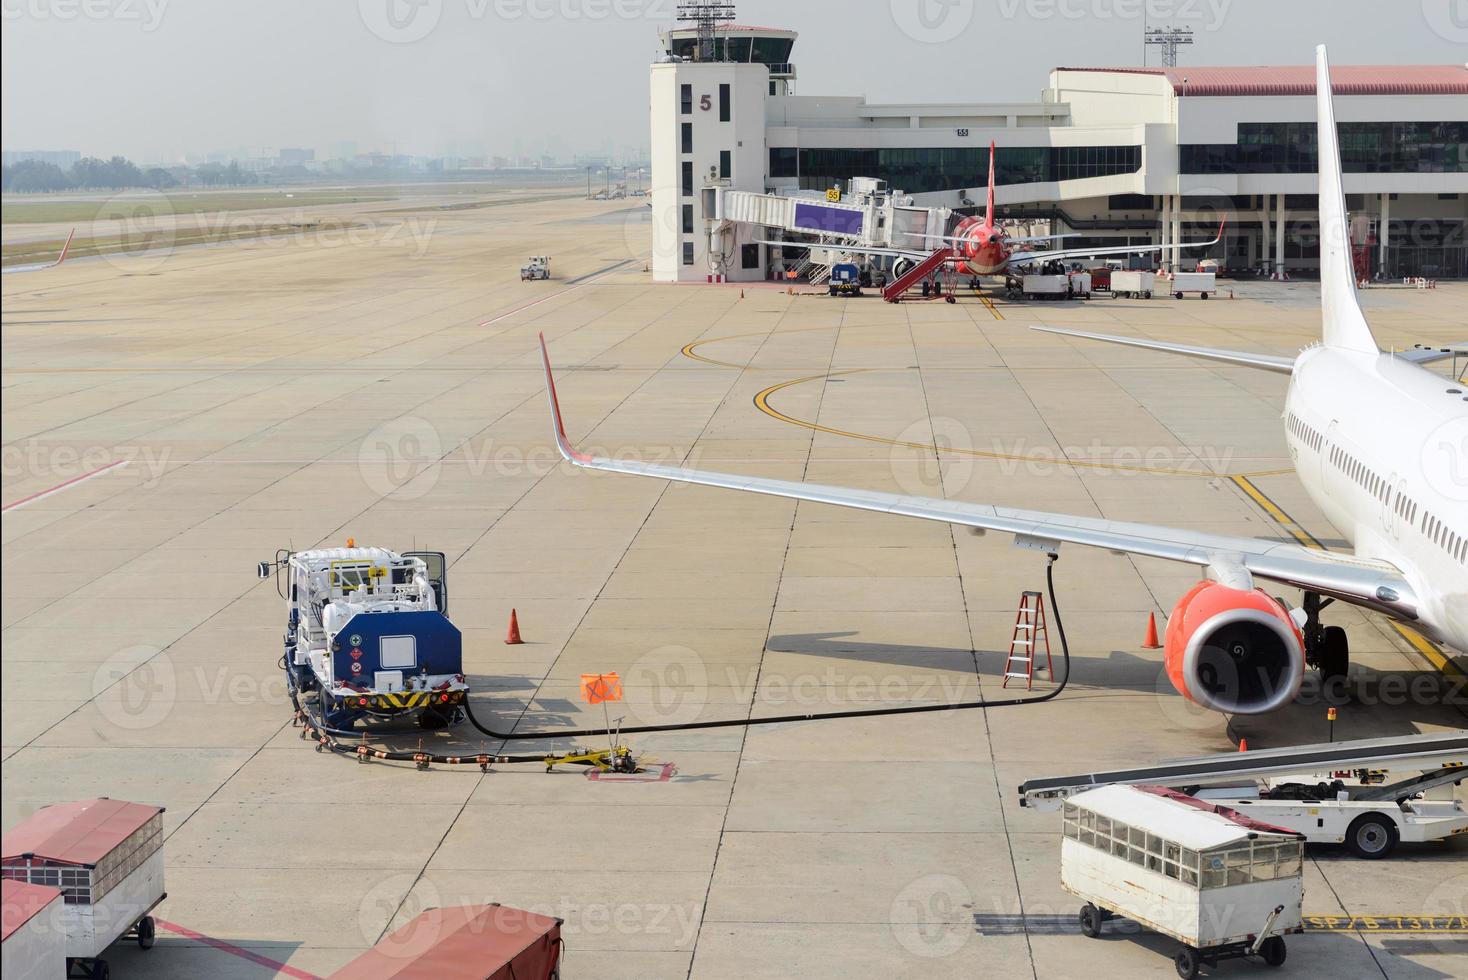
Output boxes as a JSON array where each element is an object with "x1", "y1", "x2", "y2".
[
  {"x1": 883, "y1": 247, "x2": 952, "y2": 302},
  {"x1": 1001, "y1": 591, "x2": 1053, "y2": 690}
]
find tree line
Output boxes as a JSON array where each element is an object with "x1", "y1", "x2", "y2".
[{"x1": 2, "y1": 156, "x2": 263, "y2": 193}]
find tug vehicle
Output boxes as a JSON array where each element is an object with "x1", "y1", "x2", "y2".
[
  {"x1": 258, "y1": 545, "x2": 468, "y2": 732},
  {"x1": 521, "y1": 256, "x2": 551, "y2": 281}
]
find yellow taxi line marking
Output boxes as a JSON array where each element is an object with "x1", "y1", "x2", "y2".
[
  {"x1": 751, "y1": 372, "x2": 1290, "y2": 479},
  {"x1": 1231, "y1": 475, "x2": 1326, "y2": 550}
]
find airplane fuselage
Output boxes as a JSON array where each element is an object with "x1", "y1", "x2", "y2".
[{"x1": 1284, "y1": 346, "x2": 1468, "y2": 652}]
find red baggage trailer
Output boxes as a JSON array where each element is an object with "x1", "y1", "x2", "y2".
[{"x1": 330, "y1": 904, "x2": 562, "y2": 980}]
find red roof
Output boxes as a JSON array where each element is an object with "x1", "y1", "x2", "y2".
[
  {"x1": 1056, "y1": 65, "x2": 1468, "y2": 97},
  {"x1": 2, "y1": 799, "x2": 163, "y2": 869},
  {"x1": 2, "y1": 879, "x2": 63, "y2": 942},
  {"x1": 1137, "y1": 786, "x2": 1303, "y2": 839},
  {"x1": 329, "y1": 905, "x2": 562, "y2": 980}
]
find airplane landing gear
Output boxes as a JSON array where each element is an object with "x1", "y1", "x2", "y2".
[{"x1": 1301, "y1": 592, "x2": 1349, "y2": 688}]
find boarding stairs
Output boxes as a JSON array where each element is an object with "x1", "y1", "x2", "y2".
[
  {"x1": 1001, "y1": 591, "x2": 1053, "y2": 690},
  {"x1": 882, "y1": 247, "x2": 952, "y2": 302}
]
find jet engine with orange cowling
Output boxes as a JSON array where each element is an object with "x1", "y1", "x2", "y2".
[{"x1": 1163, "y1": 582, "x2": 1306, "y2": 714}]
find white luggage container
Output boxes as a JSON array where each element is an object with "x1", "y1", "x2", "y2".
[
  {"x1": 1111, "y1": 270, "x2": 1156, "y2": 299},
  {"x1": 1061, "y1": 785, "x2": 1304, "y2": 979},
  {"x1": 1171, "y1": 271, "x2": 1217, "y2": 299},
  {"x1": 1022, "y1": 274, "x2": 1070, "y2": 299},
  {"x1": 2, "y1": 799, "x2": 166, "y2": 980}
]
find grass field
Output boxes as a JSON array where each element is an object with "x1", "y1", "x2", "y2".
[
  {"x1": 0, "y1": 190, "x2": 395, "y2": 225},
  {"x1": 1, "y1": 219, "x2": 361, "y2": 267}
]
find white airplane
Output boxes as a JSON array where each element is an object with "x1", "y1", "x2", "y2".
[
  {"x1": 538, "y1": 47, "x2": 1467, "y2": 717},
  {"x1": 1, "y1": 228, "x2": 75, "y2": 275}
]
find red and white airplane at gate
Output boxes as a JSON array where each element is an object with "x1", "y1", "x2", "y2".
[
  {"x1": 539, "y1": 47, "x2": 1467, "y2": 718},
  {"x1": 825, "y1": 141, "x2": 1223, "y2": 279}
]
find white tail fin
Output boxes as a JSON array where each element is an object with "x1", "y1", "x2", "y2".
[{"x1": 1315, "y1": 46, "x2": 1378, "y2": 355}]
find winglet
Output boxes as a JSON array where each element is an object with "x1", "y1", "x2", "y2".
[
  {"x1": 538, "y1": 333, "x2": 591, "y2": 465},
  {"x1": 54, "y1": 228, "x2": 75, "y2": 267},
  {"x1": 1315, "y1": 46, "x2": 1378, "y2": 355}
]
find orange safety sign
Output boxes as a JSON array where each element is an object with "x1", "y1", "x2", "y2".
[{"x1": 580, "y1": 673, "x2": 623, "y2": 705}]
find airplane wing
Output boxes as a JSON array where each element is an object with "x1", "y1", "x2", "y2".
[
  {"x1": 1011, "y1": 221, "x2": 1227, "y2": 268},
  {"x1": 756, "y1": 239, "x2": 931, "y2": 263},
  {"x1": 1, "y1": 228, "x2": 75, "y2": 275},
  {"x1": 1032, "y1": 326, "x2": 1297, "y2": 375},
  {"x1": 1397, "y1": 345, "x2": 1467, "y2": 368},
  {"x1": 538, "y1": 335, "x2": 1417, "y2": 619},
  {"x1": 901, "y1": 232, "x2": 1081, "y2": 247}
]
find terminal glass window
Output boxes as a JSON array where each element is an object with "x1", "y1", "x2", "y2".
[
  {"x1": 682, "y1": 123, "x2": 693, "y2": 155},
  {"x1": 719, "y1": 83, "x2": 731, "y2": 122},
  {"x1": 770, "y1": 146, "x2": 798, "y2": 178},
  {"x1": 720, "y1": 150, "x2": 732, "y2": 180},
  {"x1": 680, "y1": 84, "x2": 692, "y2": 115},
  {"x1": 1181, "y1": 122, "x2": 1468, "y2": 174},
  {"x1": 682, "y1": 161, "x2": 694, "y2": 197},
  {"x1": 682, "y1": 204, "x2": 694, "y2": 234},
  {"x1": 682, "y1": 241, "x2": 695, "y2": 266},
  {"x1": 793, "y1": 145, "x2": 1140, "y2": 195}
]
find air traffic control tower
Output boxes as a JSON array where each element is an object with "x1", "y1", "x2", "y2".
[{"x1": 649, "y1": 21, "x2": 796, "y2": 283}]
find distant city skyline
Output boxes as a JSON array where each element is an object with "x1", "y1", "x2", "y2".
[{"x1": 3, "y1": 0, "x2": 1464, "y2": 165}]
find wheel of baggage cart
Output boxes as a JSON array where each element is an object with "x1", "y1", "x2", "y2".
[
  {"x1": 1144, "y1": 290, "x2": 1152, "y2": 299},
  {"x1": 1174, "y1": 291, "x2": 1184, "y2": 300},
  {"x1": 1174, "y1": 947, "x2": 1200, "y2": 980},
  {"x1": 1259, "y1": 935, "x2": 1287, "y2": 967},
  {"x1": 1346, "y1": 812, "x2": 1398, "y2": 859},
  {"x1": 137, "y1": 914, "x2": 156, "y2": 950},
  {"x1": 1078, "y1": 903, "x2": 1103, "y2": 939}
]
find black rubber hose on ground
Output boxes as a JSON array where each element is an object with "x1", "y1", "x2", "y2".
[{"x1": 462, "y1": 553, "x2": 1074, "y2": 742}]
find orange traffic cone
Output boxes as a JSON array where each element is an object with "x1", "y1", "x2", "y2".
[
  {"x1": 1142, "y1": 613, "x2": 1162, "y2": 650},
  {"x1": 1238, "y1": 738, "x2": 1248, "y2": 753},
  {"x1": 505, "y1": 609, "x2": 523, "y2": 645}
]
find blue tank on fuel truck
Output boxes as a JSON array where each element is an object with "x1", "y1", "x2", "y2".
[{"x1": 258, "y1": 545, "x2": 469, "y2": 731}]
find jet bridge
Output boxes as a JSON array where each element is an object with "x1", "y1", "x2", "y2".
[{"x1": 716, "y1": 181, "x2": 951, "y2": 278}]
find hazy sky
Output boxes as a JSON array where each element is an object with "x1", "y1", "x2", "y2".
[{"x1": 3, "y1": 0, "x2": 1465, "y2": 163}]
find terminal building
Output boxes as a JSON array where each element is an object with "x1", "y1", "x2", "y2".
[{"x1": 650, "y1": 23, "x2": 1468, "y2": 283}]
